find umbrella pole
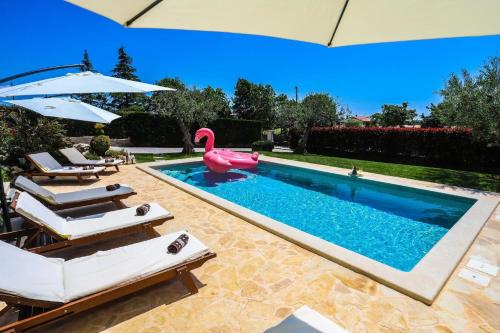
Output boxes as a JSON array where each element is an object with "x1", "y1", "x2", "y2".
[{"x1": 0, "y1": 166, "x2": 11, "y2": 232}]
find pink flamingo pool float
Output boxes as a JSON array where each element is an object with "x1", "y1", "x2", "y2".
[{"x1": 194, "y1": 128, "x2": 259, "y2": 173}]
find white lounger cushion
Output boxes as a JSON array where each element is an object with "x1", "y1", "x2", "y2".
[
  {"x1": 64, "y1": 230, "x2": 208, "y2": 301},
  {"x1": 15, "y1": 176, "x2": 134, "y2": 205},
  {"x1": 16, "y1": 191, "x2": 69, "y2": 237},
  {"x1": 0, "y1": 240, "x2": 65, "y2": 303},
  {"x1": 265, "y1": 305, "x2": 348, "y2": 333},
  {"x1": 15, "y1": 176, "x2": 57, "y2": 204},
  {"x1": 60, "y1": 147, "x2": 123, "y2": 166},
  {"x1": 15, "y1": 192, "x2": 171, "y2": 239},
  {"x1": 66, "y1": 203, "x2": 171, "y2": 239},
  {"x1": 0, "y1": 231, "x2": 209, "y2": 303},
  {"x1": 55, "y1": 185, "x2": 133, "y2": 204},
  {"x1": 28, "y1": 152, "x2": 105, "y2": 174},
  {"x1": 59, "y1": 147, "x2": 89, "y2": 164},
  {"x1": 29, "y1": 152, "x2": 62, "y2": 171}
]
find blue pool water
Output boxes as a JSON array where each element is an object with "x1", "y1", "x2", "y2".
[{"x1": 160, "y1": 162, "x2": 475, "y2": 271}]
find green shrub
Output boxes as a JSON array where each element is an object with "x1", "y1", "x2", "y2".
[
  {"x1": 105, "y1": 149, "x2": 126, "y2": 158},
  {"x1": 0, "y1": 107, "x2": 70, "y2": 165},
  {"x1": 84, "y1": 151, "x2": 100, "y2": 160},
  {"x1": 89, "y1": 135, "x2": 111, "y2": 156},
  {"x1": 252, "y1": 140, "x2": 274, "y2": 152}
]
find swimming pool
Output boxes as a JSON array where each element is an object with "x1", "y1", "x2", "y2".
[
  {"x1": 159, "y1": 161, "x2": 475, "y2": 271},
  {"x1": 140, "y1": 156, "x2": 497, "y2": 303}
]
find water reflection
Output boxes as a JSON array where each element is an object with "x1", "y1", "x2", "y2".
[{"x1": 186, "y1": 170, "x2": 248, "y2": 187}]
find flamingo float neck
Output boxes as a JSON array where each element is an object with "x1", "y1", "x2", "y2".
[{"x1": 196, "y1": 128, "x2": 215, "y2": 152}]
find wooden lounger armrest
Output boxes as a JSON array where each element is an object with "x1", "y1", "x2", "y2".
[
  {"x1": 0, "y1": 293, "x2": 62, "y2": 309},
  {"x1": 0, "y1": 227, "x2": 38, "y2": 243},
  {"x1": 9, "y1": 192, "x2": 20, "y2": 210}
]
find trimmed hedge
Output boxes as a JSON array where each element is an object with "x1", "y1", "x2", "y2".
[
  {"x1": 304, "y1": 126, "x2": 499, "y2": 172},
  {"x1": 70, "y1": 113, "x2": 261, "y2": 147},
  {"x1": 63, "y1": 119, "x2": 96, "y2": 137},
  {"x1": 64, "y1": 114, "x2": 262, "y2": 148},
  {"x1": 209, "y1": 118, "x2": 262, "y2": 147}
]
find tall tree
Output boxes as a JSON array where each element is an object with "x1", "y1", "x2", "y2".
[
  {"x1": 110, "y1": 47, "x2": 145, "y2": 112},
  {"x1": 371, "y1": 102, "x2": 416, "y2": 127},
  {"x1": 429, "y1": 56, "x2": 500, "y2": 145},
  {"x1": 78, "y1": 50, "x2": 108, "y2": 108},
  {"x1": 81, "y1": 49, "x2": 93, "y2": 71},
  {"x1": 151, "y1": 78, "x2": 218, "y2": 153},
  {"x1": 232, "y1": 78, "x2": 276, "y2": 129}
]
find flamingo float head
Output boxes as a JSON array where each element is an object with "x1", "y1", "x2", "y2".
[{"x1": 194, "y1": 128, "x2": 215, "y2": 151}]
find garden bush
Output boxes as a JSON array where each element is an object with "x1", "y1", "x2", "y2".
[
  {"x1": 252, "y1": 140, "x2": 274, "y2": 152},
  {"x1": 90, "y1": 135, "x2": 111, "y2": 156},
  {"x1": 306, "y1": 126, "x2": 499, "y2": 172},
  {"x1": 0, "y1": 107, "x2": 71, "y2": 165},
  {"x1": 105, "y1": 149, "x2": 126, "y2": 158},
  {"x1": 84, "y1": 151, "x2": 100, "y2": 160}
]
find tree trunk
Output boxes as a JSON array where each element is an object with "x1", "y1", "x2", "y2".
[
  {"x1": 294, "y1": 127, "x2": 310, "y2": 154},
  {"x1": 179, "y1": 122, "x2": 194, "y2": 154}
]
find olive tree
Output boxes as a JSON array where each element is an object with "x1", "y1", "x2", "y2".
[
  {"x1": 151, "y1": 78, "x2": 219, "y2": 153},
  {"x1": 283, "y1": 93, "x2": 339, "y2": 154},
  {"x1": 429, "y1": 56, "x2": 500, "y2": 145}
]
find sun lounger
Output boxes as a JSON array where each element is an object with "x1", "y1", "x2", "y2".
[
  {"x1": 26, "y1": 152, "x2": 105, "y2": 185},
  {"x1": 13, "y1": 176, "x2": 136, "y2": 210},
  {"x1": 5, "y1": 191, "x2": 173, "y2": 253},
  {"x1": 0, "y1": 230, "x2": 216, "y2": 332},
  {"x1": 265, "y1": 305, "x2": 348, "y2": 333},
  {"x1": 60, "y1": 147, "x2": 124, "y2": 171}
]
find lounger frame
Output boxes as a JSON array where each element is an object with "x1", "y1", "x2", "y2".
[
  {"x1": 66, "y1": 161, "x2": 121, "y2": 172},
  {"x1": 60, "y1": 148, "x2": 123, "y2": 172},
  {"x1": 5, "y1": 193, "x2": 173, "y2": 254},
  {"x1": 0, "y1": 251, "x2": 216, "y2": 332},
  {"x1": 25, "y1": 155, "x2": 101, "y2": 185}
]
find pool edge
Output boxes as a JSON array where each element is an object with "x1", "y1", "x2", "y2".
[{"x1": 137, "y1": 156, "x2": 499, "y2": 304}]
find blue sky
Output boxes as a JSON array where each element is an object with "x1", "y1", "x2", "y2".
[{"x1": 1, "y1": 0, "x2": 499, "y2": 116}]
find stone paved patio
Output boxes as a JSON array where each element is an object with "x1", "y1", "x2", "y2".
[{"x1": 4, "y1": 163, "x2": 499, "y2": 332}]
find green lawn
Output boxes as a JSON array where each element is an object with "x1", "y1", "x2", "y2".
[
  {"x1": 135, "y1": 151, "x2": 499, "y2": 192},
  {"x1": 135, "y1": 152, "x2": 203, "y2": 164},
  {"x1": 263, "y1": 152, "x2": 499, "y2": 193}
]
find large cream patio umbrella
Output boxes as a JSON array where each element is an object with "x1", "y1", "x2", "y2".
[
  {"x1": 0, "y1": 71, "x2": 174, "y2": 97},
  {"x1": 66, "y1": 0, "x2": 500, "y2": 47}
]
